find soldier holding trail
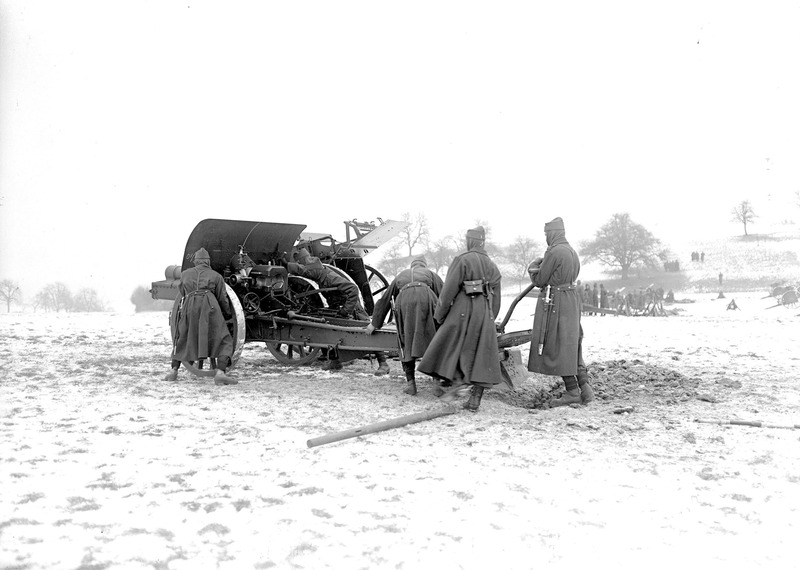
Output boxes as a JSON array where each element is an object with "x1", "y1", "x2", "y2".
[
  {"x1": 366, "y1": 255, "x2": 444, "y2": 395},
  {"x1": 418, "y1": 226, "x2": 502, "y2": 412},
  {"x1": 164, "y1": 247, "x2": 238, "y2": 385},
  {"x1": 527, "y1": 217, "x2": 593, "y2": 406}
]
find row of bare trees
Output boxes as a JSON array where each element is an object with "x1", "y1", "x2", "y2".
[
  {"x1": 0, "y1": 279, "x2": 106, "y2": 313},
  {"x1": 375, "y1": 211, "x2": 666, "y2": 284},
  {"x1": 381, "y1": 198, "x2": 787, "y2": 284}
]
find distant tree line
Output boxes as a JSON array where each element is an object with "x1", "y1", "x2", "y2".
[
  {"x1": 0, "y1": 279, "x2": 107, "y2": 313},
  {"x1": 375, "y1": 211, "x2": 669, "y2": 287}
]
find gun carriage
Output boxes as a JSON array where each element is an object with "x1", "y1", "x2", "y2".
[
  {"x1": 151, "y1": 218, "x2": 532, "y2": 378},
  {"x1": 763, "y1": 284, "x2": 799, "y2": 310}
]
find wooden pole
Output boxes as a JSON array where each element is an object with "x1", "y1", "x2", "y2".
[
  {"x1": 695, "y1": 418, "x2": 800, "y2": 430},
  {"x1": 307, "y1": 406, "x2": 459, "y2": 448}
]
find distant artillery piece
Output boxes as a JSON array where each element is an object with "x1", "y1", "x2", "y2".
[
  {"x1": 585, "y1": 286, "x2": 667, "y2": 317},
  {"x1": 763, "y1": 284, "x2": 799, "y2": 310}
]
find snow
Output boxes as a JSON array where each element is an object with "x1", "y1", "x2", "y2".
[{"x1": 1, "y1": 291, "x2": 798, "y2": 569}]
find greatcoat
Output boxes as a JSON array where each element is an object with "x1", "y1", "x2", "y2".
[
  {"x1": 527, "y1": 231, "x2": 584, "y2": 376},
  {"x1": 371, "y1": 261, "x2": 444, "y2": 362},
  {"x1": 287, "y1": 259, "x2": 368, "y2": 319},
  {"x1": 418, "y1": 246, "x2": 502, "y2": 387},
  {"x1": 172, "y1": 260, "x2": 234, "y2": 362}
]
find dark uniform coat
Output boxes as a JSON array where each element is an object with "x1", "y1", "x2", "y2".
[
  {"x1": 287, "y1": 258, "x2": 368, "y2": 319},
  {"x1": 172, "y1": 259, "x2": 234, "y2": 363},
  {"x1": 527, "y1": 232, "x2": 583, "y2": 376},
  {"x1": 418, "y1": 247, "x2": 502, "y2": 387},
  {"x1": 371, "y1": 260, "x2": 444, "y2": 362}
]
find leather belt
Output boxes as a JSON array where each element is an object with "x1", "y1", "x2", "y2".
[
  {"x1": 400, "y1": 281, "x2": 427, "y2": 292},
  {"x1": 186, "y1": 290, "x2": 211, "y2": 297}
]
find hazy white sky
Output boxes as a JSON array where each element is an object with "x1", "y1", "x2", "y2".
[{"x1": 1, "y1": 1, "x2": 799, "y2": 310}]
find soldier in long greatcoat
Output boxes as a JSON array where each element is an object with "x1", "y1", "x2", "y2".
[
  {"x1": 527, "y1": 217, "x2": 593, "y2": 406},
  {"x1": 418, "y1": 226, "x2": 502, "y2": 412},
  {"x1": 366, "y1": 255, "x2": 444, "y2": 395},
  {"x1": 165, "y1": 247, "x2": 237, "y2": 385}
]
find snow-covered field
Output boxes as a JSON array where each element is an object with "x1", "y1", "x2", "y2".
[{"x1": 2, "y1": 291, "x2": 798, "y2": 569}]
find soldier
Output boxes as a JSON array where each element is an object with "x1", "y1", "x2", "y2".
[
  {"x1": 230, "y1": 250, "x2": 256, "y2": 277},
  {"x1": 418, "y1": 226, "x2": 502, "y2": 412},
  {"x1": 600, "y1": 283, "x2": 608, "y2": 315},
  {"x1": 164, "y1": 247, "x2": 238, "y2": 385},
  {"x1": 288, "y1": 249, "x2": 389, "y2": 374},
  {"x1": 526, "y1": 217, "x2": 593, "y2": 406},
  {"x1": 366, "y1": 255, "x2": 444, "y2": 395}
]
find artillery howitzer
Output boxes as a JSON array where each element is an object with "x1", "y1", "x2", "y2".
[
  {"x1": 762, "y1": 284, "x2": 799, "y2": 310},
  {"x1": 151, "y1": 218, "x2": 533, "y2": 379}
]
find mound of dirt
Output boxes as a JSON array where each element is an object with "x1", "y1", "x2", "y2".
[
  {"x1": 496, "y1": 359, "x2": 701, "y2": 410},
  {"x1": 588, "y1": 359, "x2": 701, "y2": 404}
]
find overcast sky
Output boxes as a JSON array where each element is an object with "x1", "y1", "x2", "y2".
[{"x1": 1, "y1": 1, "x2": 799, "y2": 310}]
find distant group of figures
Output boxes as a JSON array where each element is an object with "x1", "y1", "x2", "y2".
[
  {"x1": 577, "y1": 281, "x2": 670, "y2": 316},
  {"x1": 691, "y1": 251, "x2": 706, "y2": 262}
]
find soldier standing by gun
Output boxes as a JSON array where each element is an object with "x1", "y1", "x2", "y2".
[
  {"x1": 527, "y1": 217, "x2": 593, "y2": 406},
  {"x1": 418, "y1": 226, "x2": 503, "y2": 412},
  {"x1": 366, "y1": 255, "x2": 444, "y2": 395},
  {"x1": 164, "y1": 247, "x2": 238, "y2": 385}
]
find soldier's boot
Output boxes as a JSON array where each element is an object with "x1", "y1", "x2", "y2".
[
  {"x1": 550, "y1": 376, "x2": 581, "y2": 407},
  {"x1": 324, "y1": 358, "x2": 343, "y2": 371},
  {"x1": 402, "y1": 361, "x2": 417, "y2": 395},
  {"x1": 439, "y1": 381, "x2": 468, "y2": 403},
  {"x1": 464, "y1": 386, "x2": 485, "y2": 412},
  {"x1": 432, "y1": 381, "x2": 445, "y2": 398},
  {"x1": 162, "y1": 368, "x2": 179, "y2": 382},
  {"x1": 577, "y1": 368, "x2": 595, "y2": 405},
  {"x1": 374, "y1": 353, "x2": 390, "y2": 376},
  {"x1": 214, "y1": 369, "x2": 238, "y2": 386}
]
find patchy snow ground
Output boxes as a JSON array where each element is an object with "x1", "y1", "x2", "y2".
[{"x1": 1, "y1": 291, "x2": 798, "y2": 570}]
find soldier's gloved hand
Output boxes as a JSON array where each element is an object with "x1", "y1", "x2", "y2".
[
  {"x1": 495, "y1": 322, "x2": 504, "y2": 334},
  {"x1": 365, "y1": 323, "x2": 376, "y2": 335}
]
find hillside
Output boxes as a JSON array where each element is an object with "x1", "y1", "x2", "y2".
[{"x1": 578, "y1": 231, "x2": 800, "y2": 294}]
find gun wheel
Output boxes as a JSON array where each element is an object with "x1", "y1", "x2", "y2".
[{"x1": 266, "y1": 342, "x2": 321, "y2": 366}]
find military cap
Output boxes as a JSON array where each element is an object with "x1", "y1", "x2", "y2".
[
  {"x1": 466, "y1": 226, "x2": 485, "y2": 240},
  {"x1": 193, "y1": 247, "x2": 211, "y2": 262},
  {"x1": 544, "y1": 217, "x2": 565, "y2": 232}
]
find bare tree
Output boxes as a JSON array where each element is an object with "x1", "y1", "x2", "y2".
[
  {"x1": 0, "y1": 279, "x2": 22, "y2": 312},
  {"x1": 399, "y1": 212, "x2": 430, "y2": 257},
  {"x1": 376, "y1": 240, "x2": 409, "y2": 279},
  {"x1": 581, "y1": 213, "x2": 662, "y2": 280},
  {"x1": 72, "y1": 288, "x2": 106, "y2": 312},
  {"x1": 504, "y1": 236, "x2": 539, "y2": 291},
  {"x1": 40, "y1": 282, "x2": 73, "y2": 312},
  {"x1": 33, "y1": 290, "x2": 52, "y2": 312},
  {"x1": 731, "y1": 200, "x2": 757, "y2": 236},
  {"x1": 426, "y1": 235, "x2": 460, "y2": 276}
]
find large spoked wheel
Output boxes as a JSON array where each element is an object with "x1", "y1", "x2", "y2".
[
  {"x1": 365, "y1": 264, "x2": 390, "y2": 319},
  {"x1": 781, "y1": 290, "x2": 798, "y2": 309},
  {"x1": 266, "y1": 342, "x2": 321, "y2": 365}
]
